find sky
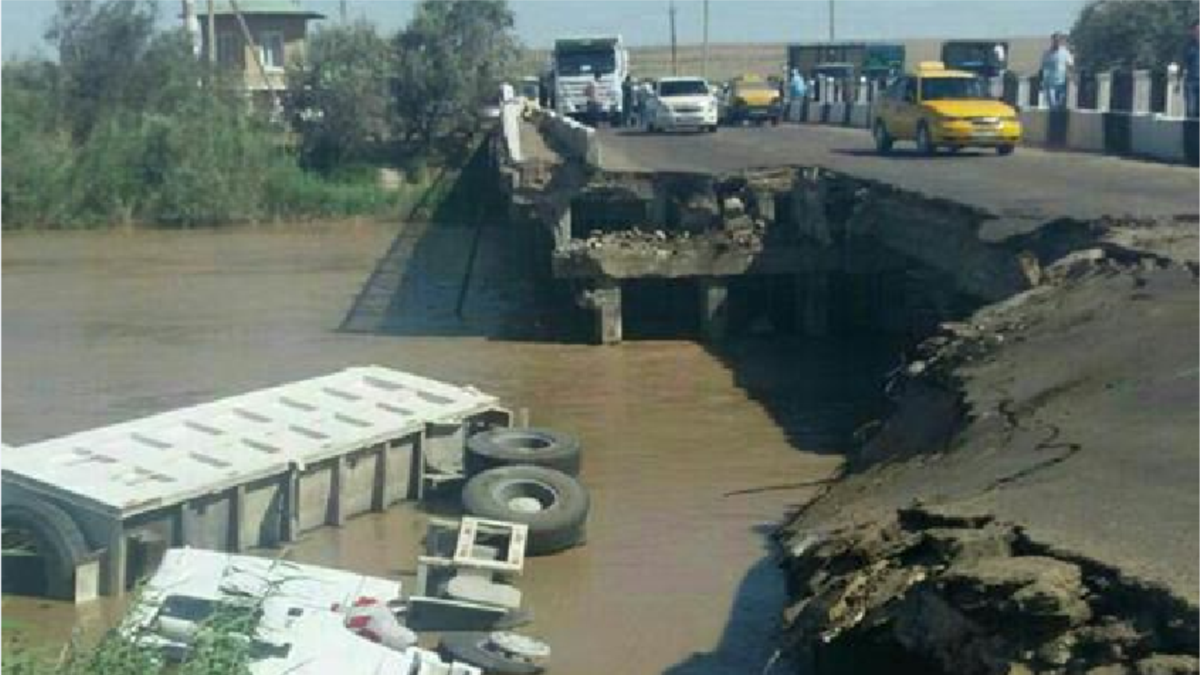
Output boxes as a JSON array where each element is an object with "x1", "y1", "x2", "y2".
[{"x1": 0, "y1": 0, "x2": 1087, "y2": 59}]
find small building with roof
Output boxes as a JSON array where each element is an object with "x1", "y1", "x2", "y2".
[{"x1": 197, "y1": 0, "x2": 325, "y2": 100}]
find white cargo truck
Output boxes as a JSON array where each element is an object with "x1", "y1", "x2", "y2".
[{"x1": 550, "y1": 36, "x2": 629, "y2": 125}]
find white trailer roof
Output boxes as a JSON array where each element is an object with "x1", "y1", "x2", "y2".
[{"x1": 2, "y1": 366, "x2": 501, "y2": 517}]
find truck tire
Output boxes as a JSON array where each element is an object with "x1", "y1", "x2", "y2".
[
  {"x1": 464, "y1": 428, "x2": 581, "y2": 478},
  {"x1": 2, "y1": 497, "x2": 91, "y2": 600},
  {"x1": 462, "y1": 466, "x2": 589, "y2": 556},
  {"x1": 440, "y1": 632, "x2": 548, "y2": 674}
]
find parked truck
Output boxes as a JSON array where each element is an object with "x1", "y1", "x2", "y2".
[
  {"x1": 787, "y1": 42, "x2": 906, "y2": 83},
  {"x1": 940, "y1": 40, "x2": 1010, "y2": 78},
  {"x1": 549, "y1": 36, "x2": 630, "y2": 125}
]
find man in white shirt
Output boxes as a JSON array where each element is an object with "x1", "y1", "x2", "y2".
[{"x1": 1040, "y1": 32, "x2": 1074, "y2": 110}]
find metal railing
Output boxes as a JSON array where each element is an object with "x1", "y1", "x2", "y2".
[{"x1": 789, "y1": 69, "x2": 1196, "y2": 119}]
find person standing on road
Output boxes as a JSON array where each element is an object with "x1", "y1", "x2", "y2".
[
  {"x1": 789, "y1": 68, "x2": 807, "y2": 101},
  {"x1": 1040, "y1": 32, "x2": 1074, "y2": 109},
  {"x1": 621, "y1": 74, "x2": 634, "y2": 127},
  {"x1": 584, "y1": 72, "x2": 602, "y2": 126},
  {"x1": 1184, "y1": 21, "x2": 1199, "y2": 119}
]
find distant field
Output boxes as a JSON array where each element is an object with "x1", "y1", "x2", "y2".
[{"x1": 519, "y1": 36, "x2": 1048, "y2": 81}]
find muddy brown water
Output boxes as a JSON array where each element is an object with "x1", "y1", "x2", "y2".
[{"x1": 2, "y1": 222, "x2": 897, "y2": 674}]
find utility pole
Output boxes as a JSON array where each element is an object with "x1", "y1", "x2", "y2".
[
  {"x1": 669, "y1": 0, "x2": 678, "y2": 76},
  {"x1": 828, "y1": 0, "x2": 835, "y2": 41},
  {"x1": 229, "y1": 0, "x2": 279, "y2": 109},
  {"x1": 702, "y1": 0, "x2": 709, "y2": 79},
  {"x1": 207, "y1": 0, "x2": 216, "y2": 65},
  {"x1": 182, "y1": 0, "x2": 201, "y2": 58}
]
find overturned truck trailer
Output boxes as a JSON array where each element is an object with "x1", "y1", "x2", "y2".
[{"x1": 1, "y1": 366, "x2": 511, "y2": 602}]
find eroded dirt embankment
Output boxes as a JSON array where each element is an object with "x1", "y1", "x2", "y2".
[{"x1": 774, "y1": 223, "x2": 1200, "y2": 674}]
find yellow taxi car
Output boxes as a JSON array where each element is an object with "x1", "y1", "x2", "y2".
[
  {"x1": 873, "y1": 61, "x2": 1021, "y2": 155},
  {"x1": 719, "y1": 75, "x2": 783, "y2": 126}
]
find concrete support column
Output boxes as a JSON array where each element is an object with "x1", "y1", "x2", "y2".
[
  {"x1": 1096, "y1": 73, "x2": 1113, "y2": 112},
  {"x1": 583, "y1": 279, "x2": 622, "y2": 345},
  {"x1": 1066, "y1": 76, "x2": 1080, "y2": 110},
  {"x1": 1017, "y1": 77, "x2": 1033, "y2": 108},
  {"x1": 697, "y1": 277, "x2": 728, "y2": 343},
  {"x1": 553, "y1": 208, "x2": 572, "y2": 250},
  {"x1": 230, "y1": 485, "x2": 247, "y2": 552},
  {"x1": 797, "y1": 272, "x2": 830, "y2": 337},
  {"x1": 647, "y1": 192, "x2": 668, "y2": 229},
  {"x1": 281, "y1": 465, "x2": 300, "y2": 542},
  {"x1": 330, "y1": 456, "x2": 347, "y2": 526},
  {"x1": 372, "y1": 442, "x2": 390, "y2": 512},
  {"x1": 1166, "y1": 72, "x2": 1184, "y2": 118},
  {"x1": 1132, "y1": 69, "x2": 1152, "y2": 113},
  {"x1": 102, "y1": 525, "x2": 127, "y2": 598}
]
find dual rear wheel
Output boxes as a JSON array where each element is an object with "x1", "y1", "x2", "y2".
[{"x1": 462, "y1": 428, "x2": 589, "y2": 556}]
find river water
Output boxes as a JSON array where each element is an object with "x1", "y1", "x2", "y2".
[{"x1": 1, "y1": 222, "x2": 897, "y2": 674}]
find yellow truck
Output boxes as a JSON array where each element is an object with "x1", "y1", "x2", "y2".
[{"x1": 872, "y1": 61, "x2": 1021, "y2": 156}]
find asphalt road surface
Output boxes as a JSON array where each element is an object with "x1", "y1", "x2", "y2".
[{"x1": 596, "y1": 125, "x2": 1198, "y2": 226}]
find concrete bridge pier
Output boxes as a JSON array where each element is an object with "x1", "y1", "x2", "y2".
[
  {"x1": 697, "y1": 277, "x2": 729, "y2": 343},
  {"x1": 580, "y1": 279, "x2": 623, "y2": 345},
  {"x1": 553, "y1": 210, "x2": 572, "y2": 249}
]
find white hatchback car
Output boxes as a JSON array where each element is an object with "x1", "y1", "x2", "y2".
[{"x1": 645, "y1": 77, "x2": 719, "y2": 133}]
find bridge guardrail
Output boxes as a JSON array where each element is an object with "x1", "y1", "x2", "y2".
[
  {"x1": 532, "y1": 108, "x2": 600, "y2": 168},
  {"x1": 499, "y1": 100, "x2": 524, "y2": 164},
  {"x1": 784, "y1": 70, "x2": 1198, "y2": 166}
]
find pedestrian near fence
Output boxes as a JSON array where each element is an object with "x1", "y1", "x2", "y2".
[{"x1": 1040, "y1": 32, "x2": 1074, "y2": 109}]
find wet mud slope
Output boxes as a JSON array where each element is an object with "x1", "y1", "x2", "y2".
[{"x1": 775, "y1": 228, "x2": 1200, "y2": 674}]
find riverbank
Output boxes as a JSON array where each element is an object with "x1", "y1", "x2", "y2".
[{"x1": 774, "y1": 219, "x2": 1199, "y2": 673}]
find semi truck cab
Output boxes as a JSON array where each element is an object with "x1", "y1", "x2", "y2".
[{"x1": 551, "y1": 36, "x2": 629, "y2": 125}]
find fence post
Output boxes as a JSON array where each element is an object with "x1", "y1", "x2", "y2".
[
  {"x1": 1166, "y1": 68, "x2": 1183, "y2": 118},
  {"x1": 1096, "y1": 72, "x2": 1112, "y2": 112},
  {"x1": 1132, "y1": 69, "x2": 1152, "y2": 113},
  {"x1": 1066, "y1": 75, "x2": 1080, "y2": 110},
  {"x1": 1018, "y1": 76, "x2": 1033, "y2": 109}
]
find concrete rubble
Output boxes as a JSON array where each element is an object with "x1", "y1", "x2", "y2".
[{"x1": 778, "y1": 505, "x2": 1198, "y2": 675}]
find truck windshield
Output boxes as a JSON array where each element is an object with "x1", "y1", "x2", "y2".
[
  {"x1": 556, "y1": 50, "x2": 616, "y2": 76},
  {"x1": 943, "y1": 43, "x2": 1006, "y2": 74},
  {"x1": 660, "y1": 80, "x2": 709, "y2": 96},
  {"x1": 921, "y1": 77, "x2": 988, "y2": 101}
]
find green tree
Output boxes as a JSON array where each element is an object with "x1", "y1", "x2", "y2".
[
  {"x1": 286, "y1": 20, "x2": 394, "y2": 171},
  {"x1": 392, "y1": 0, "x2": 520, "y2": 146},
  {"x1": 45, "y1": 0, "x2": 159, "y2": 140},
  {"x1": 1070, "y1": 0, "x2": 1199, "y2": 71},
  {"x1": 2, "y1": 60, "x2": 74, "y2": 227}
]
